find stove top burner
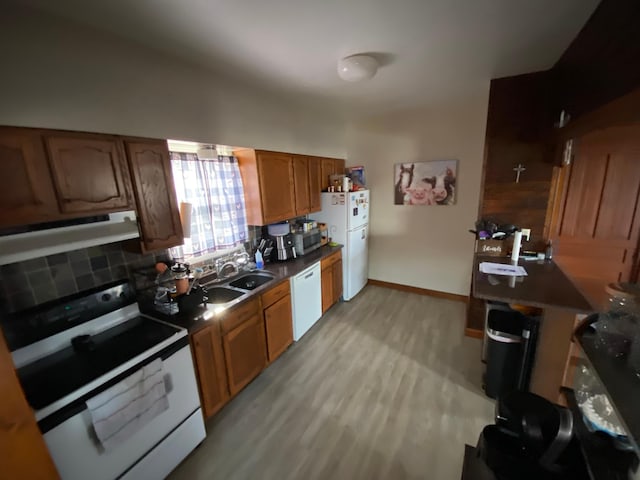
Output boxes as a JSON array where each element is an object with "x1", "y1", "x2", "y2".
[{"x1": 17, "y1": 316, "x2": 180, "y2": 411}]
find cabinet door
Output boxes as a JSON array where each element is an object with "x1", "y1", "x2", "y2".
[
  {"x1": 264, "y1": 294, "x2": 293, "y2": 362},
  {"x1": 222, "y1": 313, "x2": 267, "y2": 396},
  {"x1": 125, "y1": 140, "x2": 184, "y2": 252},
  {"x1": 0, "y1": 330, "x2": 60, "y2": 479},
  {"x1": 321, "y1": 263, "x2": 333, "y2": 314},
  {"x1": 191, "y1": 326, "x2": 230, "y2": 418},
  {"x1": 45, "y1": 133, "x2": 133, "y2": 214},
  {"x1": 292, "y1": 155, "x2": 310, "y2": 216},
  {"x1": 308, "y1": 158, "x2": 322, "y2": 212},
  {"x1": 0, "y1": 128, "x2": 59, "y2": 227},
  {"x1": 334, "y1": 158, "x2": 345, "y2": 176},
  {"x1": 333, "y1": 259, "x2": 343, "y2": 304},
  {"x1": 257, "y1": 151, "x2": 295, "y2": 224},
  {"x1": 320, "y1": 158, "x2": 334, "y2": 192}
]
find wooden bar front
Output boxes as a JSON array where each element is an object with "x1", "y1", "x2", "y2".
[{"x1": 472, "y1": 256, "x2": 593, "y2": 403}]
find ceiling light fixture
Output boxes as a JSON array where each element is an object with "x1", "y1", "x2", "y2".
[{"x1": 337, "y1": 54, "x2": 378, "y2": 82}]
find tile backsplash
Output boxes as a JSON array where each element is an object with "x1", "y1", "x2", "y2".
[{"x1": 0, "y1": 242, "x2": 169, "y2": 313}]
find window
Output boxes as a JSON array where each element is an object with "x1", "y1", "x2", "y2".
[{"x1": 170, "y1": 151, "x2": 248, "y2": 257}]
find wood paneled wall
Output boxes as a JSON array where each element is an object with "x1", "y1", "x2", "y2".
[
  {"x1": 552, "y1": 0, "x2": 640, "y2": 120},
  {"x1": 479, "y1": 71, "x2": 555, "y2": 249},
  {"x1": 467, "y1": 0, "x2": 640, "y2": 335}
]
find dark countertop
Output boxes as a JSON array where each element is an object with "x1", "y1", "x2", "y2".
[
  {"x1": 577, "y1": 331, "x2": 640, "y2": 457},
  {"x1": 472, "y1": 255, "x2": 593, "y2": 312},
  {"x1": 143, "y1": 244, "x2": 343, "y2": 334},
  {"x1": 562, "y1": 387, "x2": 637, "y2": 480}
]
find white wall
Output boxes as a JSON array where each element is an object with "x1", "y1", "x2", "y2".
[
  {"x1": 346, "y1": 90, "x2": 489, "y2": 296},
  {"x1": 0, "y1": 6, "x2": 345, "y2": 157}
]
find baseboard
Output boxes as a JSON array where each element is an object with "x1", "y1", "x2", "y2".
[
  {"x1": 464, "y1": 328, "x2": 484, "y2": 339},
  {"x1": 367, "y1": 279, "x2": 469, "y2": 303}
]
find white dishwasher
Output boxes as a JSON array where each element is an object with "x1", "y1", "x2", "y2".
[{"x1": 290, "y1": 261, "x2": 322, "y2": 341}]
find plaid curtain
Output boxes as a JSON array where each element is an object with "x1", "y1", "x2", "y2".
[{"x1": 170, "y1": 152, "x2": 248, "y2": 257}]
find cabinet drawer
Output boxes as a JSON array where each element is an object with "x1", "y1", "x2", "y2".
[
  {"x1": 321, "y1": 250, "x2": 342, "y2": 269},
  {"x1": 220, "y1": 298, "x2": 260, "y2": 334},
  {"x1": 261, "y1": 279, "x2": 290, "y2": 309}
]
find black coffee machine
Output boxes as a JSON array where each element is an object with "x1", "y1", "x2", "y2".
[
  {"x1": 269, "y1": 233, "x2": 296, "y2": 261},
  {"x1": 475, "y1": 391, "x2": 586, "y2": 479}
]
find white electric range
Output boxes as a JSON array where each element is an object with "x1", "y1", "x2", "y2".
[{"x1": 3, "y1": 280, "x2": 205, "y2": 480}]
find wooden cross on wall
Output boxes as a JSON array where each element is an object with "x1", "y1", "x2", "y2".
[{"x1": 513, "y1": 164, "x2": 526, "y2": 183}]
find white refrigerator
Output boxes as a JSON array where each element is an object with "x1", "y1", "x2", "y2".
[{"x1": 313, "y1": 190, "x2": 369, "y2": 301}]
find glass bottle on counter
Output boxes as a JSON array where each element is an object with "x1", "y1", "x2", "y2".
[{"x1": 595, "y1": 283, "x2": 640, "y2": 363}]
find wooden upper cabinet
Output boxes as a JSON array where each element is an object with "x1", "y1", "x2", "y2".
[
  {"x1": 320, "y1": 158, "x2": 346, "y2": 192},
  {"x1": 256, "y1": 151, "x2": 295, "y2": 224},
  {"x1": 0, "y1": 127, "x2": 59, "y2": 228},
  {"x1": 191, "y1": 325, "x2": 230, "y2": 418},
  {"x1": 308, "y1": 157, "x2": 322, "y2": 212},
  {"x1": 124, "y1": 139, "x2": 183, "y2": 252},
  {"x1": 235, "y1": 149, "x2": 296, "y2": 225},
  {"x1": 320, "y1": 158, "x2": 334, "y2": 191},
  {"x1": 222, "y1": 312, "x2": 267, "y2": 396},
  {"x1": 292, "y1": 155, "x2": 311, "y2": 216},
  {"x1": 44, "y1": 133, "x2": 133, "y2": 214}
]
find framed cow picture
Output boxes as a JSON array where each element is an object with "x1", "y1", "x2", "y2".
[{"x1": 394, "y1": 159, "x2": 457, "y2": 206}]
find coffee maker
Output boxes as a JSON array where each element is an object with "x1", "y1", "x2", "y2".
[
  {"x1": 271, "y1": 233, "x2": 297, "y2": 261},
  {"x1": 266, "y1": 223, "x2": 297, "y2": 261}
]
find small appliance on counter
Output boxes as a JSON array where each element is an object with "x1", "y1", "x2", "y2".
[{"x1": 266, "y1": 222, "x2": 297, "y2": 261}]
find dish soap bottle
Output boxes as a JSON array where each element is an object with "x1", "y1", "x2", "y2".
[{"x1": 255, "y1": 250, "x2": 264, "y2": 270}]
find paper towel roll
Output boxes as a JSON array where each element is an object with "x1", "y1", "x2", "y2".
[
  {"x1": 511, "y1": 230, "x2": 523, "y2": 262},
  {"x1": 179, "y1": 202, "x2": 192, "y2": 238}
]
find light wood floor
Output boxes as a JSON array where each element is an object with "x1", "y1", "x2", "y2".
[{"x1": 169, "y1": 285, "x2": 494, "y2": 480}]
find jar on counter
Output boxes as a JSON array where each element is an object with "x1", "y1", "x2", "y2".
[
  {"x1": 596, "y1": 283, "x2": 640, "y2": 361},
  {"x1": 171, "y1": 263, "x2": 189, "y2": 295}
]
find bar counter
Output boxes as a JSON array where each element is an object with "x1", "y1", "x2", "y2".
[
  {"x1": 473, "y1": 256, "x2": 593, "y2": 312},
  {"x1": 472, "y1": 255, "x2": 594, "y2": 402}
]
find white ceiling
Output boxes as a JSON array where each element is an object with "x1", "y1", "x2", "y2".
[{"x1": 20, "y1": 0, "x2": 599, "y2": 116}]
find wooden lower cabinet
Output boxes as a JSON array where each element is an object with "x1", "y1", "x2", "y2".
[
  {"x1": 0, "y1": 330, "x2": 59, "y2": 479},
  {"x1": 222, "y1": 312, "x2": 267, "y2": 396},
  {"x1": 191, "y1": 325, "x2": 230, "y2": 419},
  {"x1": 321, "y1": 250, "x2": 343, "y2": 313},
  {"x1": 333, "y1": 258, "x2": 343, "y2": 303},
  {"x1": 262, "y1": 281, "x2": 293, "y2": 363},
  {"x1": 321, "y1": 261, "x2": 334, "y2": 314}
]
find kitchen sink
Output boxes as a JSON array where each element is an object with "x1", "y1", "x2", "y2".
[
  {"x1": 205, "y1": 286, "x2": 246, "y2": 304},
  {"x1": 228, "y1": 272, "x2": 275, "y2": 291}
]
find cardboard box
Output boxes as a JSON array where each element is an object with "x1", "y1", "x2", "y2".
[{"x1": 475, "y1": 239, "x2": 505, "y2": 256}]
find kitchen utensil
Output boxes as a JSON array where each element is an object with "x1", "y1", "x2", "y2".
[{"x1": 186, "y1": 268, "x2": 203, "y2": 295}]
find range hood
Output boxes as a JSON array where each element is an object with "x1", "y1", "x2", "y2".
[{"x1": 0, "y1": 211, "x2": 140, "y2": 265}]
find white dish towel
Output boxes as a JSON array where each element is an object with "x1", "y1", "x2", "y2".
[{"x1": 86, "y1": 358, "x2": 169, "y2": 451}]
